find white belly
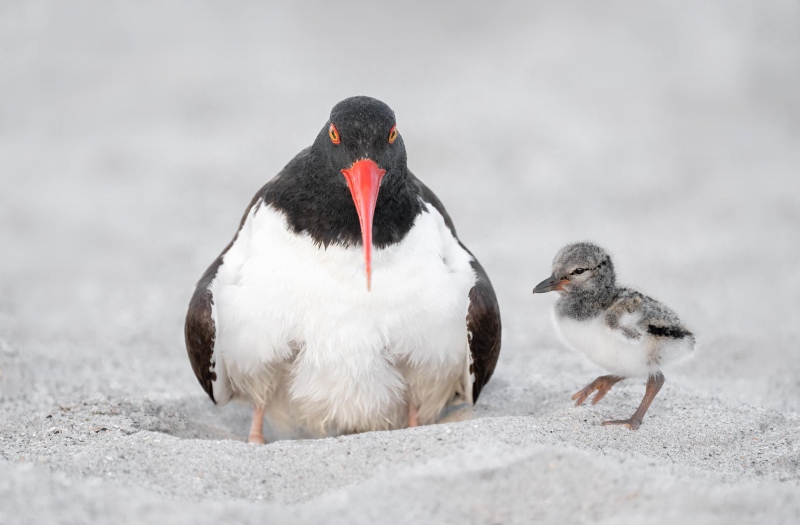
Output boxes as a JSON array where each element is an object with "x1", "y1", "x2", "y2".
[
  {"x1": 209, "y1": 202, "x2": 476, "y2": 434},
  {"x1": 552, "y1": 309, "x2": 655, "y2": 378}
]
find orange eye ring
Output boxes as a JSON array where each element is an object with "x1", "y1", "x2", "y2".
[
  {"x1": 388, "y1": 124, "x2": 398, "y2": 144},
  {"x1": 329, "y1": 124, "x2": 340, "y2": 144}
]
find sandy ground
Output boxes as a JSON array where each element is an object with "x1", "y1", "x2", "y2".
[{"x1": 2, "y1": 1, "x2": 799, "y2": 523}]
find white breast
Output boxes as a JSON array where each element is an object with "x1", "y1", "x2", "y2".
[
  {"x1": 208, "y1": 201, "x2": 477, "y2": 434},
  {"x1": 552, "y1": 308, "x2": 655, "y2": 378}
]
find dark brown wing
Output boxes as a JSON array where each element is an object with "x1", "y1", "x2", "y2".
[
  {"x1": 184, "y1": 186, "x2": 267, "y2": 403},
  {"x1": 465, "y1": 257, "x2": 502, "y2": 402},
  {"x1": 410, "y1": 173, "x2": 502, "y2": 403}
]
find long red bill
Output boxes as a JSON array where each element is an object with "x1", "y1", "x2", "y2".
[{"x1": 341, "y1": 159, "x2": 386, "y2": 291}]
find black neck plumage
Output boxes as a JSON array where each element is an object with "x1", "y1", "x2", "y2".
[{"x1": 262, "y1": 147, "x2": 422, "y2": 249}]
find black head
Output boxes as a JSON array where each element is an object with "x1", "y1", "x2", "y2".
[
  {"x1": 266, "y1": 96, "x2": 421, "y2": 291},
  {"x1": 317, "y1": 96, "x2": 407, "y2": 172},
  {"x1": 533, "y1": 242, "x2": 616, "y2": 295}
]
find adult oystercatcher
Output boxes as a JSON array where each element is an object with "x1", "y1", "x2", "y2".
[
  {"x1": 533, "y1": 242, "x2": 695, "y2": 429},
  {"x1": 185, "y1": 96, "x2": 501, "y2": 443}
]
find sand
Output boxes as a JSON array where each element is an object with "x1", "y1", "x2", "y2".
[{"x1": 2, "y1": 1, "x2": 799, "y2": 523}]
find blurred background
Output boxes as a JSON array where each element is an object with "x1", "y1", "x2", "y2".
[{"x1": 1, "y1": 0, "x2": 799, "y2": 413}]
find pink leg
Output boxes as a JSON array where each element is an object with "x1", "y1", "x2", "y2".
[
  {"x1": 407, "y1": 401, "x2": 419, "y2": 428},
  {"x1": 247, "y1": 405, "x2": 266, "y2": 444},
  {"x1": 602, "y1": 372, "x2": 665, "y2": 430}
]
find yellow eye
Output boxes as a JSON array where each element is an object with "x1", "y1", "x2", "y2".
[
  {"x1": 329, "y1": 124, "x2": 340, "y2": 144},
  {"x1": 388, "y1": 124, "x2": 398, "y2": 144}
]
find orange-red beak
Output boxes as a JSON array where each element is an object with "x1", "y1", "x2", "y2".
[{"x1": 341, "y1": 159, "x2": 386, "y2": 291}]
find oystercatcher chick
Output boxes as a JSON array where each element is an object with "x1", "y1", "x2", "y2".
[
  {"x1": 533, "y1": 242, "x2": 694, "y2": 430},
  {"x1": 185, "y1": 96, "x2": 501, "y2": 443}
]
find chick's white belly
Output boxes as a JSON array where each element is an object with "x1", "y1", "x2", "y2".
[
  {"x1": 210, "y1": 203, "x2": 476, "y2": 432},
  {"x1": 553, "y1": 310, "x2": 655, "y2": 378}
]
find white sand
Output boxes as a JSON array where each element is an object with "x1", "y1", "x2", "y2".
[{"x1": 1, "y1": 1, "x2": 799, "y2": 523}]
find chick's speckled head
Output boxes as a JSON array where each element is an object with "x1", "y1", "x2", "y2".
[{"x1": 533, "y1": 242, "x2": 616, "y2": 295}]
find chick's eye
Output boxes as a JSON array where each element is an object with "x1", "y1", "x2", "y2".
[
  {"x1": 572, "y1": 268, "x2": 586, "y2": 275},
  {"x1": 329, "y1": 124, "x2": 340, "y2": 144},
  {"x1": 388, "y1": 124, "x2": 398, "y2": 144}
]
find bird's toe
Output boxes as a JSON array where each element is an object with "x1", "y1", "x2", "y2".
[
  {"x1": 591, "y1": 388, "x2": 610, "y2": 405},
  {"x1": 572, "y1": 387, "x2": 593, "y2": 406},
  {"x1": 601, "y1": 418, "x2": 641, "y2": 430},
  {"x1": 247, "y1": 434, "x2": 266, "y2": 445}
]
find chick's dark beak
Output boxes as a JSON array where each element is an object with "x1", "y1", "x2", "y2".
[{"x1": 533, "y1": 275, "x2": 569, "y2": 294}]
